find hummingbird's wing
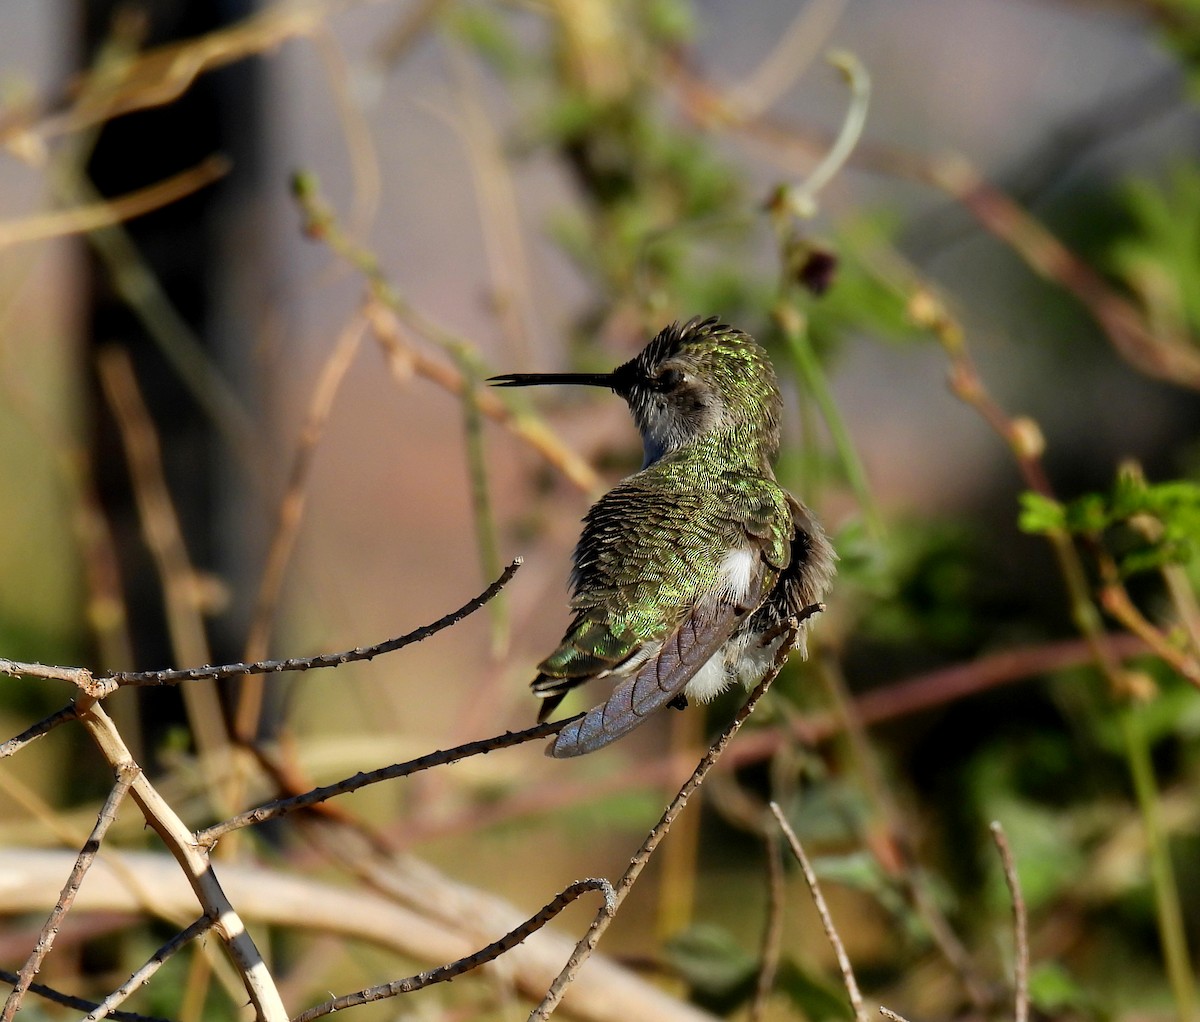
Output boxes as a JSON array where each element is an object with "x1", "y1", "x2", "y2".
[
  {"x1": 533, "y1": 476, "x2": 794, "y2": 755},
  {"x1": 546, "y1": 579, "x2": 763, "y2": 757},
  {"x1": 745, "y1": 496, "x2": 837, "y2": 657}
]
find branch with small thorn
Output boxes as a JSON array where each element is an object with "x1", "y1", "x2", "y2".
[
  {"x1": 0, "y1": 559, "x2": 521, "y2": 700},
  {"x1": 294, "y1": 878, "x2": 615, "y2": 1022}
]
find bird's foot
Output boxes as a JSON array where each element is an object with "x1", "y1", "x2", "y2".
[
  {"x1": 667, "y1": 694, "x2": 689, "y2": 711},
  {"x1": 796, "y1": 601, "x2": 825, "y2": 624}
]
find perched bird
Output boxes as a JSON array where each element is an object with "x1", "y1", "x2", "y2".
[{"x1": 490, "y1": 317, "x2": 835, "y2": 757}]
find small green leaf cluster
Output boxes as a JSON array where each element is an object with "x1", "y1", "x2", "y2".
[{"x1": 1019, "y1": 473, "x2": 1200, "y2": 575}]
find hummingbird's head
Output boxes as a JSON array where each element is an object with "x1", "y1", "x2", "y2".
[{"x1": 491, "y1": 317, "x2": 782, "y2": 469}]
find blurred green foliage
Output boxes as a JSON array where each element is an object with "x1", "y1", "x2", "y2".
[{"x1": 1021, "y1": 473, "x2": 1200, "y2": 575}]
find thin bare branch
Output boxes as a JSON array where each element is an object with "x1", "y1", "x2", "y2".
[
  {"x1": 0, "y1": 968, "x2": 169, "y2": 1022},
  {"x1": 3, "y1": 560, "x2": 525, "y2": 702},
  {"x1": 1, "y1": 766, "x2": 137, "y2": 1021},
  {"x1": 195, "y1": 712, "x2": 577, "y2": 849},
  {"x1": 529, "y1": 618, "x2": 801, "y2": 1020},
  {"x1": 750, "y1": 829, "x2": 785, "y2": 1022},
  {"x1": 0, "y1": 660, "x2": 96, "y2": 688},
  {"x1": 878, "y1": 1008, "x2": 915, "y2": 1022},
  {"x1": 105, "y1": 557, "x2": 523, "y2": 693},
  {"x1": 77, "y1": 702, "x2": 288, "y2": 1022},
  {"x1": 291, "y1": 173, "x2": 601, "y2": 494},
  {"x1": 294, "y1": 878, "x2": 615, "y2": 1022},
  {"x1": 0, "y1": 156, "x2": 228, "y2": 250},
  {"x1": 4, "y1": 1, "x2": 348, "y2": 148},
  {"x1": 990, "y1": 822, "x2": 1029, "y2": 1022},
  {"x1": 98, "y1": 345, "x2": 226, "y2": 763},
  {"x1": 0, "y1": 703, "x2": 79, "y2": 759},
  {"x1": 234, "y1": 311, "x2": 370, "y2": 742},
  {"x1": 83, "y1": 917, "x2": 214, "y2": 1022},
  {"x1": 769, "y1": 801, "x2": 868, "y2": 1022}
]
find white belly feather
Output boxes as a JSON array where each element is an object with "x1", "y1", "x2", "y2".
[
  {"x1": 682, "y1": 547, "x2": 764, "y2": 704},
  {"x1": 717, "y1": 547, "x2": 757, "y2": 604}
]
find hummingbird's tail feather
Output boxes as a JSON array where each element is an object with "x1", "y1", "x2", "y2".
[
  {"x1": 528, "y1": 609, "x2": 654, "y2": 725},
  {"x1": 547, "y1": 600, "x2": 748, "y2": 758},
  {"x1": 531, "y1": 676, "x2": 571, "y2": 722}
]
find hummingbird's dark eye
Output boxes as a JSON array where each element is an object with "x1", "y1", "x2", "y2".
[{"x1": 654, "y1": 368, "x2": 684, "y2": 392}]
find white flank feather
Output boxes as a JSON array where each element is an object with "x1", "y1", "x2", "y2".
[
  {"x1": 717, "y1": 547, "x2": 757, "y2": 604},
  {"x1": 684, "y1": 649, "x2": 732, "y2": 703}
]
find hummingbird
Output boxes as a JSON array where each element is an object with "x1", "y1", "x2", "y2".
[{"x1": 490, "y1": 317, "x2": 835, "y2": 757}]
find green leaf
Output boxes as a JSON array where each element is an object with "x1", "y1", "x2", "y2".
[
  {"x1": 1061, "y1": 493, "x2": 1108, "y2": 534},
  {"x1": 775, "y1": 959, "x2": 855, "y2": 1021},
  {"x1": 1107, "y1": 164, "x2": 1200, "y2": 337},
  {"x1": 1020, "y1": 475, "x2": 1200, "y2": 574},
  {"x1": 1028, "y1": 961, "x2": 1092, "y2": 1014},
  {"x1": 988, "y1": 799, "x2": 1085, "y2": 910},
  {"x1": 1017, "y1": 491, "x2": 1066, "y2": 534},
  {"x1": 664, "y1": 924, "x2": 758, "y2": 1013}
]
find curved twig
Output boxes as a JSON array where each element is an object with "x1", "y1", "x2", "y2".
[
  {"x1": 1, "y1": 768, "x2": 137, "y2": 1022},
  {"x1": 0, "y1": 968, "x2": 168, "y2": 1022},
  {"x1": 0, "y1": 704, "x2": 80, "y2": 760},
  {"x1": 770, "y1": 801, "x2": 867, "y2": 1022},
  {"x1": 195, "y1": 714, "x2": 580, "y2": 849},
  {"x1": 989, "y1": 822, "x2": 1029, "y2": 1022},
  {"x1": 84, "y1": 917, "x2": 214, "y2": 1022},
  {"x1": 294, "y1": 878, "x2": 615, "y2": 1022},
  {"x1": 0, "y1": 559, "x2": 523, "y2": 700}
]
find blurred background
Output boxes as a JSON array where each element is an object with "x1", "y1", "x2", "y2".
[{"x1": 1, "y1": 1, "x2": 1199, "y2": 1020}]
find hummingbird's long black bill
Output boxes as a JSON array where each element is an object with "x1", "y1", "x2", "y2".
[{"x1": 487, "y1": 371, "x2": 619, "y2": 389}]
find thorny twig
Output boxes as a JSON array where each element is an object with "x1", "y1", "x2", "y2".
[
  {"x1": 749, "y1": 829, "x2": 785, "y2": 1022},
  {"x1": 769, "y1": 801, "x2": 868, "y2": 1022},
  {"x1": 77, "y1": 702, "x2": 288, "y2": 1022},
  {"x1": 0, "y1": 559, "x2": 523, "y2": 699},
  {"x1": 989, "y1": 822, "x2": 1029, "y2": 1022},
  {"x1": 294, "y1": 878, "x2": 615, "y2": 1022},
  {"x1": 0, "y1": 705, "x2": 80, "y2": 760},
  {"x1": 0, "y1": 969, "x2": 168, "y2": 1022},
  {"x1": 195, "y1": 714, "x2": 580, "y2": 849},
  {"x1": 83, "y1": 917, "x2": 215, "y2": 1022},
  {"x1": 1, "y1": 766, "x2": 137, "y2": 1022}
]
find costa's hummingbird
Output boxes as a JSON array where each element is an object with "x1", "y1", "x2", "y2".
[{"x1": 491, "y1": 317, "x2": 835, "y2": 757}]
